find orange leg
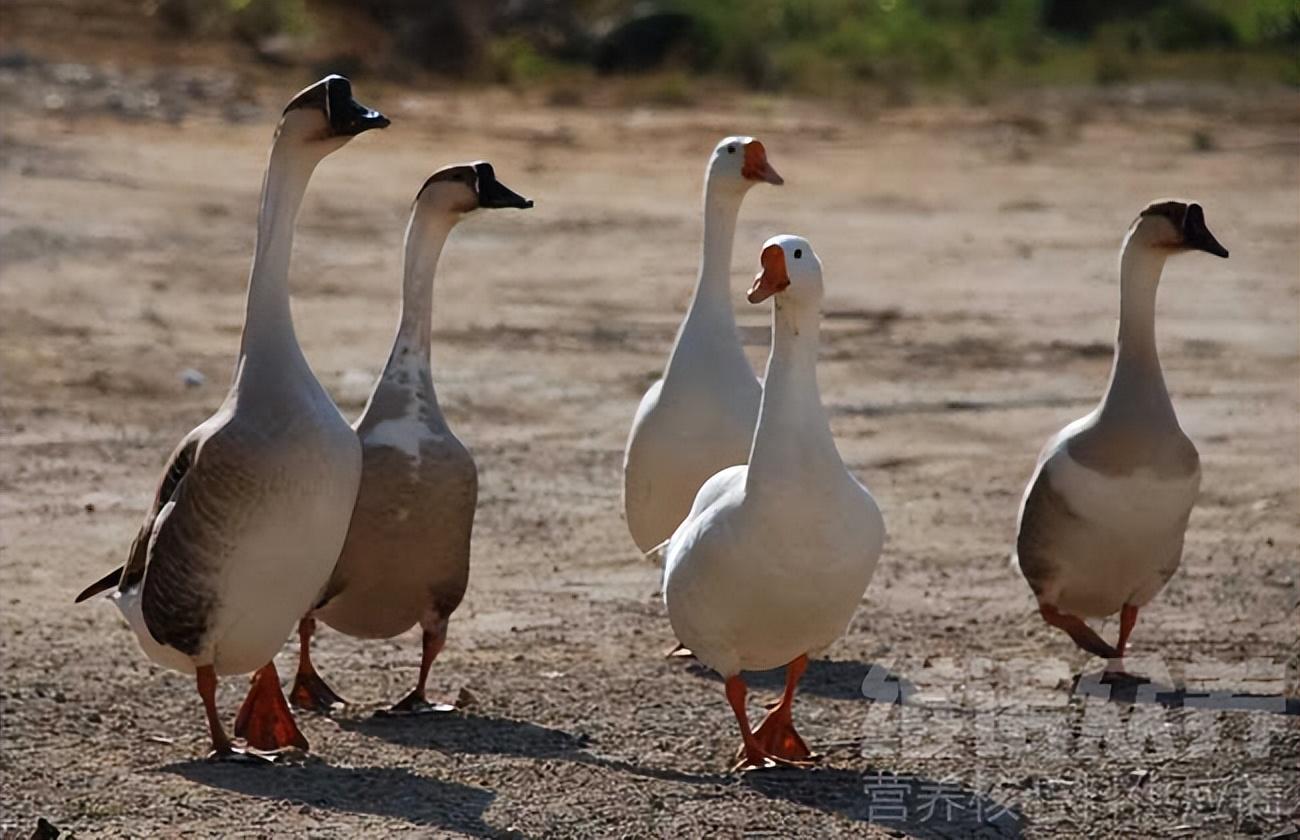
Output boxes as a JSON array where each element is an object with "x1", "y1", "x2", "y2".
[
  {"x1": 1039, "y1": 603, "x2": 1119, "y2": 660},
  {"x1": 289, "y1": 617, "x2": 346, "y2": 712},
  {"x1": 726, "y1": 675, "x2": 770, "y2": 771},
  {"x1": 197, "y1": 664, "x2": 235, "y2": 757},
  {"x1": 746, "y1": 655, "x2": 813, "y2": 762},
  {"x1": 233, "y1": 662, "x2": 310, "y2": 753},
  {"x1": 724, "y1": 674, "x2": 813, "y2": 772},
  {"x1": 1116, "y1": 604, "x2": 1139, "y2": 658},
  {"x1": 386, "y1": 616, "x2": 454, "y2": 715}
]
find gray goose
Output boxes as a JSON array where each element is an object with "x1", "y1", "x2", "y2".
[
  {"x1": 1015, "y1": 199, "x2": 1228, "y2": 661},
  {"x1": 75, "y1": 76, "x2": 388, "y2": 758}
]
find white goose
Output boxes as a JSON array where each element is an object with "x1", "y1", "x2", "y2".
[
  {"x1": 75, "y1": 76, "x2": 388, "y2": 758},
  {"x1": 239, "y1": 162, "x2": 532, "y2": 718},
  {"x1": 623, "y1": 136, "x2": 783, "y2": 555},
  {"x1": 1015, "y1": 199, "x2": 1229, "y2": 660},
  {"x1": 660, "y1": 235, "x2": 885, "y2": 770}
]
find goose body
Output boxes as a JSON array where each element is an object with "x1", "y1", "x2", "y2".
[
  {"x1": 277, "y1": 162, "x2": 533, "y2": 714},
  {"x1": 623, "y1": 137, "x2": 782, "y2": 553},
  {"x1": 75, "y1": 76, "x2": 389, "y2": 756},
  {"x1": 662, "y1": 236, "x2": 884, "y2": 769},
  {"x1": 1017, "y1": 413, "x2": 1200, "y2": 618},
  {"x1": 114, "y1": 392, "x2": 362, "y2": 678},
  {"x1": 665, "y1": 458, "x2": 883, "y2": 676},
  {"x1": 319, "y1": 367, "x2": 478, "y2": 642},
  {"x1": 1015, "y1": 199, "x2": 1228, "y2": 659}
]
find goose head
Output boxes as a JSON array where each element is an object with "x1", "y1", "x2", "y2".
[
  {"x1": 747, "y1": 235, "x2": 822, "y2": 307},
  {"x1": 708, "y1": 136, "x2": 784, "y2": 193},
  {"x1": 1130, "y1": 199, "x2": 1229, "y2": 259},
  {"x1": 413, "y1": 161, "x2": 534, "y2": 219},
  {"x1": 278, "y1": 75, "x2": 390, "y2": 158}
]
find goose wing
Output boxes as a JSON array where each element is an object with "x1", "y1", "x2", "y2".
[
  {"x1": 138, "y1": 424, "x2": 252, "y2": 657},
  {"x1": 1015, "y1": 458, "x2": 1080, "y2": 598},
  {"x1": 74, "y1": 434, "x2": 199, "y2": 603}
]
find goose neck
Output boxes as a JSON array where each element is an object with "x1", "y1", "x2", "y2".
[
  {"x1": 391, "y1": 206, "x2": 458, "y2": 363},
  {"x1": 1100, "y1": 231, "x2": 1173, "y2": 422},
  {"x1": 238, "y1": 138, "x2": 319, "y2": 364},
  {"x1": 662, "y1": 182, "x2": 749, "y2": 385},
  {"x1": 691, "y1": 183, "x2": 745, "y2": 315},
  {"x1": 746, "y1": 296, "x2": 838, "y2": 490}
]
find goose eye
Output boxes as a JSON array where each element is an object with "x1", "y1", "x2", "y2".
[
  {"x1": 793, "y1": 248, "x2": 802, "y2": 258},
  {"x1": 726, "y1": 145, "x2": 736, "y2": 154}
]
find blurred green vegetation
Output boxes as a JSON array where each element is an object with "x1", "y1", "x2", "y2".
[
  {"x1": 657, "y1": 0, "x2": 1299, "y2": 95},
  {"x1": 156, "y1": 0, "x2": 310, "y2": 43},
  {"x1": 162, "y1": 0, "x2": 1300, "y2": 95}
]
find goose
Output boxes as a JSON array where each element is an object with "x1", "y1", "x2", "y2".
[
  {"x1": 659, "y1": 235, "x2": 885, "y2": 770},
  {"x1": 622, "y1": 136, "x2": 783, "y2": 555},
  {"x1": 1015, "y1": 199, "x2": 1229, "y2": 661},
  {"x1": 74, "y1": 76, "x2": 388, "y2": 758},
  {"x1": 235, "y1": 162, "x2": 531, "y2": 718}
]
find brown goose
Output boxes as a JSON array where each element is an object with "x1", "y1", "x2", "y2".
[
  {"x1": 1015, "y1": 199, "x2": 1228, "y2": 661},
  {"x1": 75, "y1": 76, "x2": 388, "y2": 758},
  {"x1": 240, "y1": 162, "x2": 532, "y2": 719}
]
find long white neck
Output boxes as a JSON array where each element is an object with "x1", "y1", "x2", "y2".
[
  {"x1": 694, "y1": 181, "x2": 745, "y2": 315},
  {"x1": 663, "y1": 180, "x2": 747, "y2": 380},
  {"x1": 1098, "y1": 229, "x2": 1176, "y2": 426},
  {"x1": 237, "y1": 137, "x2": 319, "y2": 368},
  {"x1": 746, "y1": 294, "x2": 840, "y2": 490},
  {"x1": 388, "y1": 205, "x2": 457, "y2": 368}
]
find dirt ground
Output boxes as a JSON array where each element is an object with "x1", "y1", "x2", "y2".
[{"x1": 2, "y1": 28, "x2": 1298, "y2": 840}]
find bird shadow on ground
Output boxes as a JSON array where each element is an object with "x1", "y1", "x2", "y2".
[
  {"x1": 341, "y1": 710, "x2": 590, "y2": 758},
  {"x1": 742, "y1": 765, "x2": 1025, "y2": 839},
  {"x1": 341, "y1": 707, "x2": 1028, "y2": 834},
  {"x1": 163, "y1": 760, "x2": 499, "y2": 837},
  {"x1": 1074, "y1": 671, "x2": 1300, "y2": 715},
  {"x1": 684, "y1": 658, "x2": 918, "y2": 703},
  {"x1": 342, "y1": 711, "x2": 733, "y2": 787}
]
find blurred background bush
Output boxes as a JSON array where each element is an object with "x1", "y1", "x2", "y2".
[
  {"x1": 4, "y1": 0, "x2": 1297, "y2": 110},
  {"x1": 153, "y1": 0, "x2": 1298, "y2": 88}
]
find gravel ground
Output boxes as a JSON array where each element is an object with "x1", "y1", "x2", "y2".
[{"x1": 1, "y1": 32, "x2": 1297, "y2": 839}]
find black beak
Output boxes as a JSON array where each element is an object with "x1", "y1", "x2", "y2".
[
  {"x1": 474, "y1": 162, "x2": 533, "y2": 209},
  {"x1": 325, "y1": 75, "x2": 390, "y2": 137},
  {"x1": 1183, "y1": 203, "x2": 1228, "y2": 258}
]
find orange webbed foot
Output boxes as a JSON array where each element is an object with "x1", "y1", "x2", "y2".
[
  {"x1": 748, "y1": 699, "x2": 814, "y2": 762},
  {"x1": 234, "y1": 663, "x2": 310, "y2": 754},
  {"x1": 730, "y1": 744, "x2": 817, "y2": 773},
  {"x1": 724, "y1": 665, "x2": 817, "y2": 774},
  {"x1": 289, "y1": 667, "x2": 347, "y2": 713}
]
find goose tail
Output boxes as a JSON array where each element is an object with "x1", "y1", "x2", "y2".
[
  {"x1": 75, "y1": 566, "x2": 124, "y2": 603},
  {"x1": 643, "y1": 538, "x2": 671, "y2": 565}
]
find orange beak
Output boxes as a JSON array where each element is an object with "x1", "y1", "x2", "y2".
[
  {"x1": 747, "y1": 244, "x2": 790, "y2": 303},
  {"x1": 741, "y1": 140, "x2": 783, "y2": 185}
]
